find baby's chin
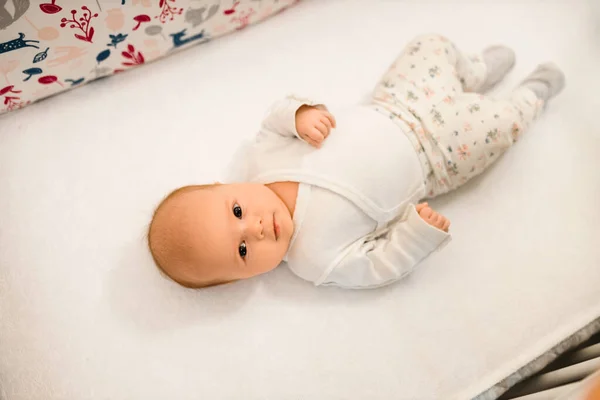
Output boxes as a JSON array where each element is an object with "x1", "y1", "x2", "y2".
[
  {"x1": 282, "y1": 215, "x2": 295, "y2": 241},
  {"x1": 182, "y1": 273, "x2": 235, "y2": 288}
]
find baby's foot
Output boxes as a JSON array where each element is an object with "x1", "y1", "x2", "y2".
[
  {"x1": 520, "y1": 62, "x2": 565, "y2": 101},
  {"x1": 479, "y1": 45, "x2": 516, "y2": 92}
]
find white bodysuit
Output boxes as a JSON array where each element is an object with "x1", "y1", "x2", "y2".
[
  {"x1": 226, "y1": 95, "x2": 451, "y2": 289},
  {"x1": 226, "y1": 32, "x2": 544, "y2": 289}
]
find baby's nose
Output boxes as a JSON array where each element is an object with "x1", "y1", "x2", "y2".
[{"x1": 246, "y1": 216, "x2": 264, "y2": 239}]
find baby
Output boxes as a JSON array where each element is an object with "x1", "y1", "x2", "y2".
[{"x1": 148, "y1": 34, "x2": 564, "y2": 289}]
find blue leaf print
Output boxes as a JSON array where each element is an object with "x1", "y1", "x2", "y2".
[
  {"x1": 22, "y1": 67, "x2": 43, "y2": 81},
  {"x1": 107, "y1": 33, "x2": 127, "y2": 48},
  {"x1": 96, "y1": 49, "x2": 111, "y2": 64},
  {"x1": 65, "y1": 77, "x2": 85, "y2": 86},
  {"x1": 33, "y1": 48, "x2": 49, "y2": 63}
]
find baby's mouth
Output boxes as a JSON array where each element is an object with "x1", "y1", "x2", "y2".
[{"x1": 273, "y1": 214, "x2": 280, "y2": 240}]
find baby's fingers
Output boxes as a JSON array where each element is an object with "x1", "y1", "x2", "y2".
[
  {"x1": 320, "y1": 117, "x2": 332, "y2": 134},
  {"x1": 430, "y1": 213, "x2": 443, "y2": 227},
  {"x1": 310, "y1": 128, "x2": 325, "y2": 142},
  {"x1": 435, "y1": 215, "x2": 448, "y2": 231},
  {"x1": 420, "y1": 207, "x2": 433, "y2": 219},
  {"x1": 321, "y1": 111, "x2": 336, "y2": 128},
  {"x1": 303, "y1": 135, "x2": 321, "y2": 148},
  {"x1": 441, "y1": 218, "x2": 451, "y2": 232},
  {"x1": 316, "y1": 121, "x2": 329, "y2": 137},
  {"x1": 303, "y1": 129, "x2": 324, "y2": 147},
  {"x1": 416, "y1": 203, "x2": 428, "y2": 213}
]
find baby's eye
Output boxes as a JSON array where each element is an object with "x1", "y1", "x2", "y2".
[
  {"x1": 238, "y1": 241, "x2": 247, "y2": 258},
  {"x1": 233, "y1": 203, "x2": 242, "y2": 219}
]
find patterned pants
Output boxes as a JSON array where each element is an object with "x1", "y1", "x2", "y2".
[{"x1": 370, "y1": 33, "x2": 544, "y2": 198}]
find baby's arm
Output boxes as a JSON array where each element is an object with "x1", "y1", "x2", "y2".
[
  {"x1": 261, "y1": 96, "x2": 335, "y2": 147},
  {"x1": 319, "y1": 205, "x2": 451, "y2": 289}
]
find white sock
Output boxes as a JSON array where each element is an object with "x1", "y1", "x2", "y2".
[
  {"x1": 520, "y1": 63, "x2": 566, "y2": 101},
  {"x1": 523, "y1": 81, "x2": 551, "y2": 100},
  {"x1": 479, "y1": 45, "x2": 516, "y2": 92}
]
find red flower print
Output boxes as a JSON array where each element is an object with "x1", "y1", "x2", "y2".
[
  {"x1": 231, "y1": 8, "x2": 255, "y2": 30},
  {"x1": 3, "y1": 96, "x2": 29, "y2": 111},
  {"x1": 60, "y1": 6, "x2": 98, "y2": 43},
  {"x1": 457, "y1": 144, "x2": 470, "y2": 160},
  {"x1": 38, "y1": 75, "x2": 64, "y2": 87},
  {"x1": 1, "y1": 86, "x2": 29, "y2": 112},
  {"x1": 121, "y1": 44, "x2": 145, "y2": 67},
  {"x1": 224, "y1": 1, "x2": 240, "y2": 15},
  {"x1": 156, "y1": 0, "x2": 183, "y2": 23},
  {"x1": 443, "y1": 95, "x2": 455, "y2": 105},
  {"x1": 133, "y1": 14, "x2": 151, "y2": 30},
  {"x1": 0, "y1": 85, "x2": 21, "y2": 96},
  {"x1": 40, "y1": 0, "x2": 62, "y2": 14}
]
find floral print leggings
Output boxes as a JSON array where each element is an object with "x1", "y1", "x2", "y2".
[{"x1": 370, "y1": 33, "x2": 544, "y2": 198}]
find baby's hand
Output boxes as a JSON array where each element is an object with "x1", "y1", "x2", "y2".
[
  {"x1": 416, "y1": 203, "x2": 451, "y2": 233},
  {"x1": 295, "y1": 105, "x2": 336, "y2": 148}
]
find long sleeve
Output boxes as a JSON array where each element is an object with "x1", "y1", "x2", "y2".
[
  {"x1": 319, "y1": 205, "x2": 452, "y2": 289},
  {"x1": 260, "y1": 95, "x2": 324, "y2": 139},
  {"x1": 224, "y1": 95, "x2": 326, "y2": 183}
]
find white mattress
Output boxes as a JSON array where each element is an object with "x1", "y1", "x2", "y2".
[{"x1": 1, "y1": 1, "x2": 600, "y2": 399}]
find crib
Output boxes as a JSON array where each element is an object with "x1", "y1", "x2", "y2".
[{"x1": 1, "y1": 1, "x2": 599, "y2": 399}]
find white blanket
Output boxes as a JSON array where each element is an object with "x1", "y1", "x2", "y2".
[{"x1": 1, "y1": 1, "x2": 599, "y2": 399}]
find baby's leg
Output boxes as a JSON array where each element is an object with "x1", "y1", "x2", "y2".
[
  {"x1": 426, "y1": 63, "x2": 565, "y2": 193},
  {"x1": 373, "y1": 33, "x2": 515, "y2": 108}
]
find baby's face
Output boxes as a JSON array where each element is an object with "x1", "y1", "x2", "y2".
[{"x1": 175, "y1": 183, "x2": 294, "y2": 285}]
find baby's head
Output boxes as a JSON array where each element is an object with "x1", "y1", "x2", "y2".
[{"x1": 148, "y1": 183, "x2": 294, "y2": 288}]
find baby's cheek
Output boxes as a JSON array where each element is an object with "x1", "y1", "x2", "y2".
[{"x1": 249, "y1": 244, "x2": 281, "y2": 274}]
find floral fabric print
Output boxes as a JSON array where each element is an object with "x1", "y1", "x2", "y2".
[
  {"x1": 370, "y1": 34, "x2": 544, "y2": 197},
  {"x1": 0, "y1": 0, "x2": 299, "y2": 115}
]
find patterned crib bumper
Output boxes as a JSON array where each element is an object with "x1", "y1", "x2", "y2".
[{"x1": 0, "y1": 0, "x2": 299, "y2": 115}]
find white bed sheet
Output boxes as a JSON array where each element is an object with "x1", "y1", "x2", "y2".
[{"x1": 1, "y1": 1, "x2": 599, "y2": 399}]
